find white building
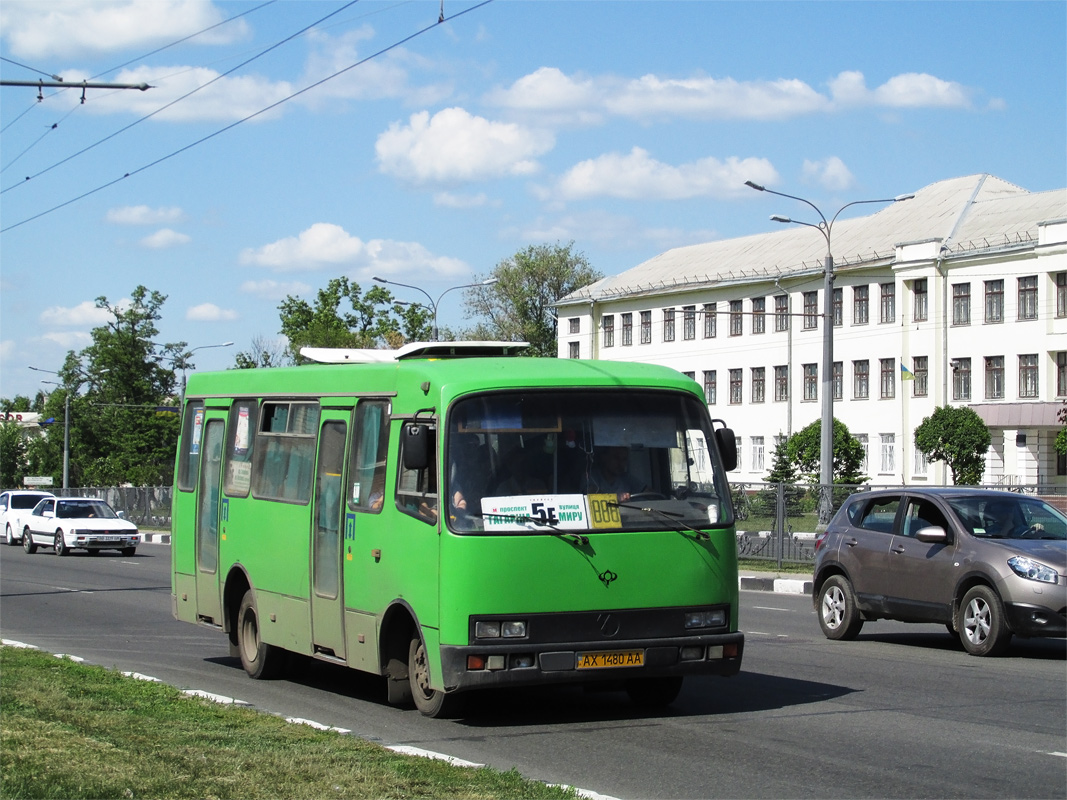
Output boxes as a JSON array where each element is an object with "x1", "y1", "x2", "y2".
[{"x1": 556, "y1": 174, "x2": 1067, "y2": 488}]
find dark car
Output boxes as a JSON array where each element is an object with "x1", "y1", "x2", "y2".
[{"x1": 812, "y1": 487, "x2": 1066, "y2": 656}]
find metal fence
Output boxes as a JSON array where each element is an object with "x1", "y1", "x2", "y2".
[
  {"x1": 64, "y1": 486, "x2": 173, "y2": 529},
  {"x1": 730, "y1": 480, "x2": 1067, "y2": 568}
]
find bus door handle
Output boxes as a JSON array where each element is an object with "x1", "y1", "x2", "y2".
[{"x1": 372, "y1": 549, "x2": 381, "y2": 562}]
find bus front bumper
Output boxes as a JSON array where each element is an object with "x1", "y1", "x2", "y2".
[{"x1": 439, "y1": 632, "x2": 744, "y2": 692}]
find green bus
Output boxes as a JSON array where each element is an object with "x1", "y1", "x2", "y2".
[{"x1": 171, "y1": 342, "x2": 743, "y2": 717}]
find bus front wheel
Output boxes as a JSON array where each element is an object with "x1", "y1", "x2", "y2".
[
  {"x1": 237, "y1": 590, "x2": 284, "y2": 679},
  {"x1": 408, "y1": 635, "x2": 463, "y2": 718}
]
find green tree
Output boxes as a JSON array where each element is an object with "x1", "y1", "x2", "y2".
[
  {"x1": 462, "y1": 242, "x2": 603, "y2": 357},
  {"x1": 914, "y1": 405, "x2": 991, "y2": 485},
  {"x1": 0, "y1": 419, "x2": 27, "y2": 488},
  {"x1": 1055, "y1": 399, "x2": 1066, "y2": 458},
  {"x1": 41, "y1": 286, "x2": 186, "y2": 487},
  {"x1": 234, "y1": 335, "x2": 291, "y2": 369},
  {"x1": 786, "y1": 417, "x2": 868, "y2": 485},
  {"x1": 277, "y1": 277, "x2": 427, "y2": 362}
]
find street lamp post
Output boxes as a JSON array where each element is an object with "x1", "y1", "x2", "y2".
[
  {"x1": 30, "y1": 369, "x2": 69, "y2": 491},
  {"x1": 373, "y1": 277, "x2": 499, "y2": 341},
  {"x1": 176, "y1": 342, "x2": 234, "y2": 407},
  {"x1": 745, "y1": 181, "x2": 913, "y2": 526}
]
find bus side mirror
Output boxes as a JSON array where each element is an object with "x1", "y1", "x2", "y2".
[
  {"x1": 715, "y1": 428, "x2": 738, "y2": 472},
  {"x1": 403, "y1": 423, "x2": 431, "y2": 471}
]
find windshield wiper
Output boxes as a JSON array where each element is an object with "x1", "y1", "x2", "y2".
[
  {"x1": 473, "y1": 511, "x2": 589, "y2": 545},
  {"x1": 608, "y1": 501, "x2": 710, "y2": 541}
]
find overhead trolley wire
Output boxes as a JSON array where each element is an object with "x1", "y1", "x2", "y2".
[{"x1": 1, "y1": 0, "x2": 493, "y2": 234}]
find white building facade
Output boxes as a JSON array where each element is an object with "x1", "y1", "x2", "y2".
[{"x1": 556, "y1": 175, "x2": 1067, "y2": 489}]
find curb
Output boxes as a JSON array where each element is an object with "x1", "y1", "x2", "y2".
[
  {"x1": 140, "y1": 532, "x2": 171, "y2": 545},
  {"x1": 739, "y1": 575, "x2": 812, "y2": 594}
]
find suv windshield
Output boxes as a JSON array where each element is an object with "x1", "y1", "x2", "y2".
[
  {"x1": 947, "y1": 495, "x2": 1067, "y2": 540},
  {"x1": 445, "y1": 389, "x2": 732, "y2": 534}
]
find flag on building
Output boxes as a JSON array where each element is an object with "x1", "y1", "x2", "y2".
[{"x1": 900, "y1": 361, "x2": 916, "y2": 381}]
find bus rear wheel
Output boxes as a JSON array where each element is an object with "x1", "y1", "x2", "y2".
[
  {"x1": 237, "y1": 589, "x2": 285, "y2": 679},
  {"x1": 408, "y1": 635, "x2": 463, "y2": 718}
]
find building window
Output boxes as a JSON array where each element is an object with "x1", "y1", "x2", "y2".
[
  {"x1": 853, "y1": 285, "x2": 869, "y2": 325},
  {"x1": 952, "y1": 357, "x2": 971, "y2": 401},
  {"x1": 568, "y1": 317, "x2": 579, "y2": 335},
  {"x1": 568, "y1": 341, "x2": 580, "y2": 359},
  {"x1": 640, "y1": 310, "x2": 652, "y2": 344},
  {"x1": 1057, "y1": 273, "x2": 1066, "y2": 318},
  {"x1": 621, "y1": 313, "x2": 633, "y2": 346},
  {"x1": 729, "y1": 300, "x2": 743, "y2": 336},
  {"x1": 682, "y1": 371, "x2": 695, "y2": 381},
  {"x1": 1058, "y1": 352, "x2": 1067, "y2": 397},
  {"x1": 880, "y1": 434, "x2": 895, "y2": 474},
  {"x1": 803, "y1": 363, "x2": 818, "y2": 401},
  {"x1": 774, "y1": 365, "x2": 788, "y2": 402},
  {"x1": 703, "y1": 303, "x2": 716, "y2": 338},
  {"x1": 985, "y1": 356, "x2": 1004, "y2": 399},
  {"x1": 833, "y1": 287, "x2": 843, "y2": 327},
  {"x1": 703, "y1": 370, "x2": 717, "y2": 405},
  {"x1": 984, "y1": 280, "x2": 1004, "y2": 324},
  {"x1": 751, "y1": 436, "x2": 765, "y2": 472},
  {"x1": 1019, "y1": 354, "x2": 1039, "y2": 398},
  {"x1": 1018, "y1": 276, "x2": 1038, "y2": 320},
  {"x1": 952, "y1": 283, "x2": 970, "y2": 325},
  {"x1": 880, "y1": 358, "x2": 895, "y2": 399},
  {"x1": 774, "y1": 295, "x2": 789, "y2": 332},
  {"x1": 729, "y1": 369, "x2": 743, "y2": 404},
  {"x1": 832, "y1": 361, "x2": 843, "y2": 400},
  {"x1": 751, "y1": 367, "x2": 766, "y2": 403},
  {"x1": 880, "y1": 283, "x2": 895, "y2": 324},
  {"x1": 752, "y1": 297, "x2": 765, "y2": 334},
  {"x1": 663, "y1": 308, "x2": 675, "y2": 342},
  {"x1": 913, "y1": 278, "x2": 928, "y2": 322},
  {"x1": 803, "y1": 291, "x2": 818, "y2": 330},
  {"x1": 683, "y1": 306, "x2": 696, "y2": 340},
  {"x1": 913, "y1": 447, "x2": 929, "y2": 477},
  {"x1": 853, "y1": 360, "x2": 869, "y2": 399},
  {"x1": 602, "y1": 315, "x2": 614, "y2": 348},
  {"x1": 856, "y1": 434, "x2": 869, "y2": 474},
  {"x1": 913, "y1": 356, "x2": 928, "y2": 397}
]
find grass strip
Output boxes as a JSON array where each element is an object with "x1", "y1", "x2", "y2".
[{"x1": 1, "y1": 646, "x2": 576, "y2": 800}]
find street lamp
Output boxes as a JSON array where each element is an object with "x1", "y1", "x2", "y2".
[
  {"x1": 162, "y1": 341, "x2": 234, "y2": 407},
  {"x1": 745, "y1": 181, "x2": 914, "y2": 526},
  {"x1": 373, "y1": 276, "x2": 499, "y2": 341},
  {"x1": 30, "y1": 368, "x2": 69, "y2": 491}
]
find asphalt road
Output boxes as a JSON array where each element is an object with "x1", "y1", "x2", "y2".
[{"x1": 2, "y1": 543, "x2": 1065, "y2": 799}]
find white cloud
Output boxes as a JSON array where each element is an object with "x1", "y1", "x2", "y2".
[
  {"x1": 829, "y1": 70, "x2": 971, "y2": 108},
  {"x1": 106, "y1": 205, "x2": 185, "y2": 225},
  {"x1": 41, "y1": 331, "x2": 93, "y2": 349},
  {"x1": 39, "y1": 300, "x2": 114, "y2": 327},
  {"x1": 608, "y1": 74, "x2": 830, "y2": 121},
  {"x1": 556, "y1": 147, "x2": 779, "y2": 201},
  {"x1": 434, "y1": 191, "x2": 491, "y2": 209},
  {"x1": 375, "y1": 108, "x2": 554, "y2": 184},
  {"x1": 186, "y1": 303, "x2": 238, "y2": 322},
  {"x1": 0, "y1": 0, "x2": 245, "y2": 60},
  {"x1": 141, "y1": 228, "x2": 191, "y2": 249},
  {"x1": 239, "y1": 223, "x2": 468, "y2": 277},
  {"x1": 802, "y1": 157, "x2": 855, "y2": 191},
  {"x1": 0, "y1": 340, "x2": 14, "y2": 362},
  {"x1": 240, "y1": 279, "x2": 313, "y2": 300}
]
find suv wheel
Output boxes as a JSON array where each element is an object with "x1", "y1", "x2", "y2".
[
  {"x1": 817, "y1": 575, "x2": 864, "y2": 640},
  {"x1": 959, "y1": 585, "x2": 1011, "y2": 657}
]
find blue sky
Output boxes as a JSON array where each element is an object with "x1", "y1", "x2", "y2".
[{"x1": 2, "y1": 0, "x2": 1064, "y2": 400}]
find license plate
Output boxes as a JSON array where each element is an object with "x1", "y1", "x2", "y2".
[
  {"x1": 575, "y1": 650, "x2": 644, "y2": 669},
  {"x1": 98, "y1": 538, "x2": 119, "y2": 543}
]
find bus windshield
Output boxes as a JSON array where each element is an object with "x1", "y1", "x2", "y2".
[{"x1": 446, "y1": 389, "x2": 732, "y2": 534}]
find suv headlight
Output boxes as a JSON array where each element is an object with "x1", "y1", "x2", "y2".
[{"x1": 1008, "y1": 556, "x2": 1059, "y2": 585}]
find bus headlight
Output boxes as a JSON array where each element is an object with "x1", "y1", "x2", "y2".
[
  {"x1": 684, "y1": 609, "x2": 726, "y2": 629},
  {"x1": 475, "y1": 620, "x2": 527, "y2": 639}
]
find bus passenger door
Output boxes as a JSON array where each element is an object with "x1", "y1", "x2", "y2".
[
  {"x1": 310, "y1": 416, "x2": 348, "y2": 659},
  {"x1": 195, "y1": 417, "x2": 226, "y2": 624}
]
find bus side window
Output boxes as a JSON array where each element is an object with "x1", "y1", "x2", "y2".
[
  {"x1": 251, "y1": 401, "x2": 319, "y2": 504},
  {"x1": 397, "y1": 422, "x2": 438, "y2": 524},
  {"x1": 177, "y1": 402, "x2": 206, "y2": 492},
  {"x1": 223, "y1": 400, "x2": 257, "y2": 497},
  {"x1": 349, "y1": 400, "x2": 391, "y2": 513}
]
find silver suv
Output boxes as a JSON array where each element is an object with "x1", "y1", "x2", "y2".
[{"x1": 813, "y1": 488, "x2": 1066, "y2": 656}]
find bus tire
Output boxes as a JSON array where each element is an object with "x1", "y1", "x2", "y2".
[
  {"x1": 625, "y1": 676, "x2": 684, "y2": 708},
  {"x1": 237, "y1": 589, "x2": 284, "y2": 679},
  {"x1": 408, "y1": 635, "x2": 463, "y2": 718}
]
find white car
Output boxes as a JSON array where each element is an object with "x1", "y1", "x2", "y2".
[
  {"x1": 22, "y1": 497, "x2": 140, "y2": 556},
  {"x1": 1, "y1": 490, "x2": 55, "y2": 545}
]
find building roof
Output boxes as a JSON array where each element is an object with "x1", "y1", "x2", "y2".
[{"x1": 559, "y1": 174, "x2": 1067, "y2": 304}]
